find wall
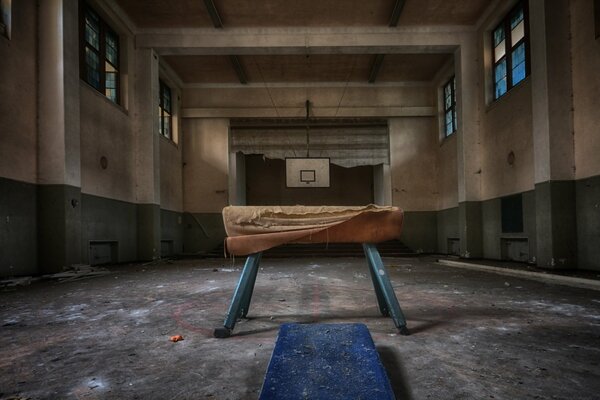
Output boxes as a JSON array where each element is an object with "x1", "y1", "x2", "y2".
[
  {"x1": 79, "y1": 34, "x2": 138, "y2": 264},
  {"x1": 0, "y1": 0, "x2": 37, "y2": 184},
  {"x1": 182, "y1": 118, "x2": 229, "y2": 253},
  {"x1": 389, "y1": 117, "x2": 439, "y2": 252},
  {"x1": 160, "y1": 138, "x2": 184, "y2": 254},
  {"x1": 480, "y1": 190, "x2": 537, "y2": 261},
  {"x1": 479, "y1": 81, "x2": 535, "y2": 200},
  {"x1": 0, "y1": 0, "x2": 38, "y2": 276},
  {"x1": 571, "y1": 0, "x2": 600, "y2": 270},
  {"x1": 182, "y1": 85, "x2": 433, "y2": 118},
  {"x1": 245, "y1": 155, "x2": 374, "y2": 206},
  {"x1": 80, "y1": 87, "x2": 136, "y2": 203},
  {"x1": 572, "y1": 0, "x2": 600, "y2": 180}
]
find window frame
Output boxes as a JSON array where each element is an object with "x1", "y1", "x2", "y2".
[
  {"x1": 492, "y1": 1, "x2": 530, "y2": 100},
  {"x1": 442, "y1": 76, "x2": 457, "y2": 137},
  {"x1": 79, "y1": 1, "x2": 120, "y2": 104},
  {"x1": 159, "y1": 79, "x2": 173, "y2": 141},
  {"x1": 0, "y1": 0, "x2": 10, "y2": 39},
  {"x1": 595, "y1": 0, "x2": 600, "y2": 39}
]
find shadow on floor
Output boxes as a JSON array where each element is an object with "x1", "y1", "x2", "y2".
[{"x1": 377, "y1": 345, "x2": 414, "y2": 400}]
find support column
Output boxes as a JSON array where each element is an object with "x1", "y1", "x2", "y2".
[
  {"x1": 455, "y1": 34, "x2": 483, "y2": 258},
  {"x1": 228, "y1": 151, "x2": 246, "y2": 206},
  {"x1": 373, "y1": 164, "x2": 392, "y2": 206},
  {"x1": 134, "y1": 49, "x2": 161, "y2": 261},
  {"x1": 529, "y1": 0, "x2": 577, "y2": 269},
  {"x1": 37, "y1": 0, "x2": 82, "y2": 273}
]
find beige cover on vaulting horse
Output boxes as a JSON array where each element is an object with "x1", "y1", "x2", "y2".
[{"x1": 223, "y1": 205, "x2": 404, "y2": 256}]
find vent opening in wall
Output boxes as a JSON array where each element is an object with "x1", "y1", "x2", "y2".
[
  {"x1": 89, "y1": 241, "x2": 118, "y2": 265},
  {"x1": 447, "y1": 238, "x2": 460, "y2": 256},
  {"x1": 501, "y1": 238, "x2": 529, "y2": 262}
]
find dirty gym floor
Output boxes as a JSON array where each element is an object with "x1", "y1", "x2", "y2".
[{"x1": 1, "y1": 257, "x2": 600, "y2": 400}]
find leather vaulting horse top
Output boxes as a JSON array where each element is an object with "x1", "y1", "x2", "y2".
[{"x1": 222, "y1": 205, "x2": 404, "y2": 256}]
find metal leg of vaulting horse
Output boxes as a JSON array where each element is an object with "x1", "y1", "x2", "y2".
[
  {"x1": 363, "y1": 246, "x2": 389, "y2": 317},
  {"x1": 240, "y1": 252, "x2": 262, "y2": 318},
  {"x1": 214, "y1": 252, "x2": 262, "y2": 338},
  {"x1": 362, "y1": 243, "x2": 410, "y2": 335}
]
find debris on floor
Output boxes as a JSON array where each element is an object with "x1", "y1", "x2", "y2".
[
  {"x1": 42, "y1": 264, "x2": 110, "y2": 283},
  {"x1": 170, "y1": 335, "x2": 184, "y2": 342},
  {"x1": 0, "y1": 276, "x2": 36, "y2": 289}
]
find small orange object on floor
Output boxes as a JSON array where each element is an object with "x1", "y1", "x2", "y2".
[{"x1": 170, "y1": 335, "x2": 184, "y2": 342}]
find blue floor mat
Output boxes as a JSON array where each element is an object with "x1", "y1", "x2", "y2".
[{"x1": 259, "y1": 323, "x2": 395, "y2": 400}]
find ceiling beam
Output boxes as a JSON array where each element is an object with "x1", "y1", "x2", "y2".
[
  {"x1": 203, "y1": 0, "x2": 223, "y2": 28},
  {"x1": 229, "y1": 55, "x2": 248, "y2": 84},
  {"x1": 136, "y1": 27, "x2": 464, "y2": 55},
  {"x1": 368, "y1": 54, "x2": 385, "y2": 83},
  {"x1": 389, "y1": 0, "x2": 406, "y2": 27}
]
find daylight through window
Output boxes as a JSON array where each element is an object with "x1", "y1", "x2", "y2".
[
  {"x1": 492, "y1": 2, "x2": 529, "y2": 100},
  {"x1": 80, "y1": 3, "x2": 120, "y2": 104},
  {"x1": 443, "y1": 76, "x2": 457, "y2": 137}
]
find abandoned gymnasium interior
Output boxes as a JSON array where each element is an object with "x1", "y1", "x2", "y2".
[{"x1": 1, "y1": 0, "x2": 600, "y2": 398}]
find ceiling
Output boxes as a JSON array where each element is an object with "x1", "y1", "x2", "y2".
[
  {"x1": 163, "y1": 53, "x2": 452, "y2": 84},
  {"x1": 116, "y1": 0, "x2": 492, "y2": 28},
  {"x1": 115, "y1": 0, "x2": 491, "y2": 85}
]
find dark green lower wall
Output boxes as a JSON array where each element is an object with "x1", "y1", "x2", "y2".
[
  {"x1": 161, "y1": 209, "x2": 184, "y2": 256},
  {"x1": 576, "y1": 175, "x2": 600, "y2": 271},
  {"x1": 481, "y1": 190, "x2": 536, "y2": 262},
  {"x1": 3, "y1": 174, "x2": 599, "y2": 274},
  {"x1": 38, "y1": 185, "x2": 83, "y2": 273},
  {"x1": 0, "y1": 177, "x2": 37, "y2": 277},
  {"x1": 535, "y1": 181, "x2": 577, "y2": 269},
  {"x1": 459, "y1": 201, "x2": 483, "y2": 258},
  {"x1": 400, "y1": 211, "x2": 438, "y2": 253},
  {"x1": 437, "y1": 207, "x2": 459, "y2": 254},
  {"x1": 183, "y1": 213, "x2": 226, "y2": 254},
  {"x1": 81, "y1": 194, "x2": 185, "y2": 263},
  {"x1": 81, "y1": 194, "x2": 138, "y2": 265}
]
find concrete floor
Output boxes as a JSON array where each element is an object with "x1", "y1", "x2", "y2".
[{"x1": 1, "y1": 257, "x2": 599, "y2": 400}]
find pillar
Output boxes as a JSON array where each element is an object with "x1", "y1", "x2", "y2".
[
  {"x1": 37, "y1": 0, "x2": 82, "y2": 272},
  {"x1": 455, "y1": 34, "x2": 483, "y2": 258},
  {"x1": 134, "y1": 49, "x2": 161, "y2": 260},
  {"x1": 529, "y1": 0, "x2": 577, "y2": 269}
]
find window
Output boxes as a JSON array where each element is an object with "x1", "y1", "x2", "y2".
[
  {"x1": 443, "y1": 76, "x2": 457, "y2": 137},
  {"x1": 159, "y1": 80, "x2": 173, "y2": 140},
  {"x1": 80, "y1": 2, "x2": 120, "y2": 103},
  {"x1": 0, "y1": 0, "x2": 11, "y2": 39},
  {"x1": 595, "y1": 0, "x2": 600, "y2": 39},
  {"x1": 492, "y1": 2, "x2": 529, "y2": 100}
]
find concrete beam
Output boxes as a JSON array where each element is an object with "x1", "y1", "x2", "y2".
[
  {"x1": 182, "y1": 81, "x2": 433, "y2": 89},
  {"x1": 368, "y1": 54, "x2": 385, "y2": 83},
  {"x1": 203, "y1": 0, "x2": 223, "y2": 28},
  {"x1": 388, "y1": 0, "x2": 406, "y2": 27},
  {"x1": 135, "y1": 27, "x2": 465, "y2": 55},
  {"x1": 182, "y1": 106, "x2": 435, "y2": 118},
  {"x1": 229, "y1": 55, "x2": 248, "y2": 84}
]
